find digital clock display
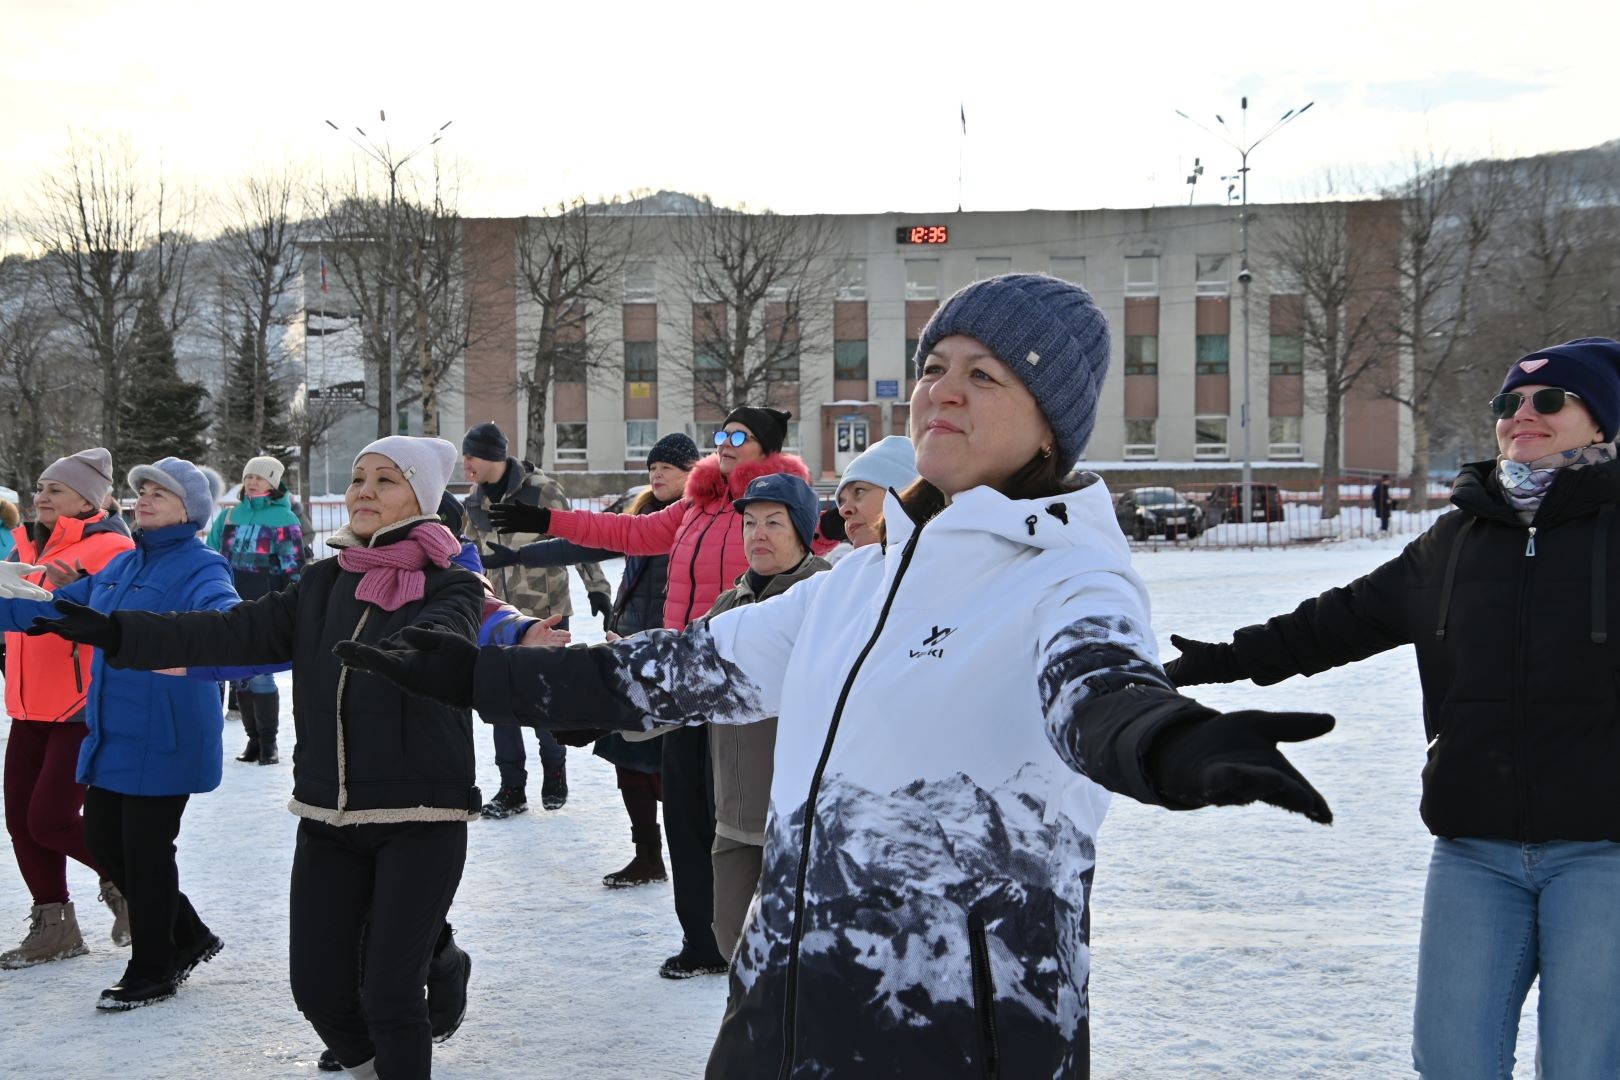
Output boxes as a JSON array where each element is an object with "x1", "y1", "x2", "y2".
[{"x1": 897, "y1": 225, "x2": 949, "y2": 245}]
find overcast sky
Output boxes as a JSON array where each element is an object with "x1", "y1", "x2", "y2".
[{"x1": 3, "y1": 0, "x2": 1616, "y2": 225}]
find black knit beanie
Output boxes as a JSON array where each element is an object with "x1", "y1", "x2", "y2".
[
  {"x1": 722, "y1": 407, "x2": 792, "y2": 456},
  {"x1": 647, "y1": 432, "x2": 700, "y2": 471},
  {"x1": 462, "y1": 421, "x2": 508, "y2": 463}
]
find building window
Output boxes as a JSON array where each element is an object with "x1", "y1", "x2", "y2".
[
  {"x1": 555, "y1": 422, "x2": 588, "y2": 463},
  {"x1": 1124, "y1": 335, "x2": 1158, "y2": 376},
  {"x1": 1195, "y1": 416, "x2": 1229, "y2": 459},
  {"x1": 974, "y1": 256, "x2": 1012, "y2": 280},
  {"x1": 1268, "y1": 267, "x2": 1302, "y2": 294},
  {"x1": 626, "y1": 420, "x2": 658, "y2": 459},
  {"x1": 624, "y1": 341, "x2": 657, "y2": 382},
  {"x1": 624, "y1": 262, "x2": 656, "y2": 303},
  {"x1": 1269, "y1": 416, "x2": 1303, "y2": 459},
  {"x1": 1124, "y1": 418, "x2": 1157, "y2": 459},
  {"x1": 1196, "y1": 254, "x2": 1231, "y2": 295},
  {"x1": 834, "y1": 341, "x2": 869, "y2": 381},
  {"x1": 1050, "y1": 256, "x2": 1086, "y2": 284},
  {"x1": 766, "y1": 341, "x2": 800, "y2": 382},
  {"x1": 784, "y1": 421, "x2": 801, "y2": 453},
  {"x1": 836, "y1": 259, "x2": 867, "y2": 300},
  {"x1": 1269, "y1": 333, "x2": 1304, "y2": 376},
  {"x1": 694, "y1": 344, "x2": 726, "y2": 381},
  {"x1": 906, "y1": 337, "x2": 920, "y2": 365},
  {"x1": 905, "y1": 259, "x2": 941, "y2": 300},
  {"x1": 1124, "y1": 256, "x2": 1159, "y2": 296},
  {"x1": 1195, "y1": 334, "x2": 1230, "y2": 375},
  {"x1": 553, "y1": 341, "x2": 587, "y2": 382}
]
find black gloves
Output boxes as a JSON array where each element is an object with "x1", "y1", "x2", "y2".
[
  {"x1": 1148, "y1": 709, "x2": 1335, "y2": 824},
  {"x1": 487, "y1": 502, "x2": 551, "y2": 535},
  {"x1": 588, "y1": 592, "x2": 613, "y2": 620},
  {"x1": 27, "y1": 600, "x2": 123, "y2": 654},
  {"x1": 333, "y1": 626, "x2": 477, "y2": 708},
  {"x1": 481, "y1": 542, "x2": 519, "y2": 569},
  {"x1": 1163, "y1": 634, "x2": 1246, "y2": 687},
  {"x1": 818, "y1": 505, "x2": 847, "y2": 544}
]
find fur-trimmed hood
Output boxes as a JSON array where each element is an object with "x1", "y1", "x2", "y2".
[{"x1": 683, "y1": 452, "x2": 812, "y2": 510}]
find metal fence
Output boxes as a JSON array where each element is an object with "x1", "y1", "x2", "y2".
[{"x1": 1109, "y1": 477, "x2": 1452, "y2": 549}]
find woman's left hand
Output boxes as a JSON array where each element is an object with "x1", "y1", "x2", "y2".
[
  {"x1": 27, "y1": 600, "x2": 122, "y2": 652},
  {"x1": 0, "y1": 562, "x2": 52, "y2": 600},
  {"x1": 45, "y1": 559, "x2": 86, "y2": 589},
  {"x1": 333, "y1": 626, "x2": 477, "y2": 707},
  {"x1": 520, "y1": 613, "x2": 571, "y2": 648}
]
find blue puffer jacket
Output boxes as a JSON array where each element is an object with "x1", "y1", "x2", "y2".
[{"x1": 0, "y1": 521, "x2": 239, "y2": 796}]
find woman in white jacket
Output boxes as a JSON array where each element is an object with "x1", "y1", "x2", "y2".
[{"x1": 341, "y1": 274, "x2": 1337, "y2": 1079}]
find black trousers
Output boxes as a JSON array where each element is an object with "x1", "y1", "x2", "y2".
[
  {"x1": 289, "y1": 818, "x2": 466, "y2": 1080},
  {"x1": 660, "y1": 725, "x2": 722, "y2": 963},
  {"x1": 82, "y1": 786, "x2": 210, "y2": 981}
]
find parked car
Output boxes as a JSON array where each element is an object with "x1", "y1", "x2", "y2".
[
  {"x1": 603, "y1": 485, "x2": 651, "y2": 514},
  {"x1": 1204, "y1": 482, "x2": 1286, "y2": 525},
  {"x1": 1115, "y1": 486, "x2": 1205, "y2": 541}
]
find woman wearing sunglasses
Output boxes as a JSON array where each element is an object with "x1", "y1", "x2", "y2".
[
  {"x1": 1167, "y1": 336, "x2": 1620, "y2": 1077},
  {"x1": 478, "y1": 404, "x2": 820, "y2": 979}
]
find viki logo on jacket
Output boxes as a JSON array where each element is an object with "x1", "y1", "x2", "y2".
[{"x1": 910, "y1": 625, "x2": 957, "y2": 659}]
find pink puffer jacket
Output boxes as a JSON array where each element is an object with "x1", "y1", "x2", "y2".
[{"x1": 548, "y1": 453, "x2": 815, "y2": 629}]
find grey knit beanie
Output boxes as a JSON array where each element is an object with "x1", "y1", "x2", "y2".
[
  {"x1": 914, "y1": 274, "x2": 1112, "y2": 468},
  {"x1": 39, "y1": 447, "x2": 115, "y2": 509},
  {"x1": 127, "y1": 457, "x2": 215, "y2": 526},
  {"x1": 355, "y1": 436, "x2": 459, "y2": 520}
]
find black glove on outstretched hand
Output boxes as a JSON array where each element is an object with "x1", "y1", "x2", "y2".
[
  {"x1": 1148, "y1": 709, "x2": 1335, "y2": 824},
  {"x1": 26, "y1": 600, "x2": 123, "y2": 654},
  {"x1": 1162, "y1": 633, "x2": 1246, "y2": 687},
  {"x1": 481, "y1": 542, "x2": 519, "y2": 569},
  {"x1": 487, "y1": 502, "x2": 551, "y2": 535},
  {"x1": 333, "y1": 626, "x2": 477, "y2": 708},
  {"x1": 818, "y1": 505, "x2": 846, "y2": 544},
  {"x1": 588, "y1": 591, "x2": 613, "y2": 620}
]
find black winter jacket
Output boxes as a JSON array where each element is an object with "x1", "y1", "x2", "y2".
[
  {"x1": 104, "y1": 517, "x2": 485, "y2": 824},
  {"x1": 1228, "y1": 458, "x2": 1620, "y2": 843}
]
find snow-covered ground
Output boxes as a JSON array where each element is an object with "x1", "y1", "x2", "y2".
[{"x1": 1, "y1": 542, "x2": 1543, "y2": 1078}]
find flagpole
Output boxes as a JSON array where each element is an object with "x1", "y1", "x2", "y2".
[{"x1": 957, "y1": 102, "x2": 965, "y2": 212}]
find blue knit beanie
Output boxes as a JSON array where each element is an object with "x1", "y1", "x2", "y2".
[
  {"x1": 127, "y1": 457, "x2": 215, "y2": 526},
  {"x1": 1499, "y1": 337, "x2": 1620, "y2": 442},
  {"x1": 914, "y1": 274, "x2": 1111, "y2": 468}
]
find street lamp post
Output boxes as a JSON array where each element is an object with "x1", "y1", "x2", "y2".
[
  {"x1": 1176, "y1": 97, "x2": 1313, "y2": 522},
  {"x1": 324, "y1": 113, "x2": 452, "y2": 435}
]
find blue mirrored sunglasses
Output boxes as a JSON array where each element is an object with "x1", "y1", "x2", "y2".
[{"x1": 713, "y1": 430, "x2": 752, "y2": 448}]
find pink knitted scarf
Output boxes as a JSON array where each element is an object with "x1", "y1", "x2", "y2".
[{"x1": 336, "y1": 522, "x2": 461, "y2": 611}]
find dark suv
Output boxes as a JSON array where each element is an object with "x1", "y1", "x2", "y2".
[
  {"x1": 1204, "y1": 482, "x2": 1285, "y2": 525},
  {"x1": 1115, "y1": 487, "x2": 1205, "y2": 541}
]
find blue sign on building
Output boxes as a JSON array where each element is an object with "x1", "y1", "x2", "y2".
[{"x1": 875, "y1": 379, "x2": 899, "y2": 399}]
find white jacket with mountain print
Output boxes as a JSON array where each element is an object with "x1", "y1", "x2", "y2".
[{"x1": 474, "y1": 476, "x2": 1191, "y2": 1080}]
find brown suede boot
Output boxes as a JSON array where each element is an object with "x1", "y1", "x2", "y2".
[
  {"x1": 0, "y1": 902, "x2": 90, "y2": 969},
  {"x1": 98, "y1": 881, "x2": 131, "y2": 947}
]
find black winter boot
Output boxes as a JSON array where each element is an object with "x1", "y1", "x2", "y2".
[
  {"x1": 256, "y1": 688, "x2": 280, "y2": 765},
  {"x1": 235, "y1": 692, "x2": 260, "y2": 763},
  {"x1": 479, "y1": 787, "x2": 527, "y2": 819},
  {"x1": 603, "y1": 825, "x2": 668, "y2": 888},
  {"x1": 540, "y1": 763, "x2": 568, "y2": 810},
  {"x1": 427, "y1": 923, "x2": 472, "y2": 1043}
]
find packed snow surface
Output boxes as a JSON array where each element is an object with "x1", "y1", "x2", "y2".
[{"x1": 1, "y1": 543, "x2": 1542, "y2": 1077}]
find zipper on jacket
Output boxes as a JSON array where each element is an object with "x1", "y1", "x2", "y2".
[
  {"x1": 71, "y1": 646, "x2": 83, "y2": 694},
  {"x1": 776, "y1": 524, "x2": 923, "y2": 1079},
  {"x1": 968, "y1": 911, "x2": 1002, "y2": 1080},
  {"x1": 1511, "y1": 543, "x2": 1533, "y2": 838},
  {"x1": 1525, "y1": 526, "x2": 1537, "y2": 557},
  {"x1": 680, "y1": 510, "x2": 725, "y2": 627}
]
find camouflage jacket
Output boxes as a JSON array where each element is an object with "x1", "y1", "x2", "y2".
[{"x1": 463, "y1": 460, "x2": 609, "y2": 619}]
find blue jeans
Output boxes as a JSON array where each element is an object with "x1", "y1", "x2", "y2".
[
  {"x1": 1412, "y1": 836, "x2": 1620, "y2": 1078},
  {"x1": 490, "y1": 616, "x2": 566, "y2": 792},
  {"x1": 233, "y1": 672, "x2": 277, "y2": 695}
]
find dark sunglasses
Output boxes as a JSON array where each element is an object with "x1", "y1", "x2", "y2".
[
  {"x1": 713, "y1": 430, "x2": 753, "y2": 448},
  {"x1": 1490, "y1": 388, "x2": 1581, "y2": 420}
]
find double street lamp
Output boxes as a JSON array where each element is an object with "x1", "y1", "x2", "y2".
[
  {"x1": 1176, "y1": 97, "x2": 1313, "y2": 521},
  {"x1": 324, "y1": 112, "x2": 453, "y2": 435}
]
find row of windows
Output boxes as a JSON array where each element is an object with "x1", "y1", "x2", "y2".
[
  {"x1": 1122, "y1": 333, "x2": 1305, "y2": 377},
  {"x1": 1122, "y1": 416, "x2": 1303, "y2": 460},
  {"x1": 621, "y1": 253, "x2": 1240, "y2": 303}
]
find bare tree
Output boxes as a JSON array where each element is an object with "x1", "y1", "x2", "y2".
[
  {"x1": 0, "y1": 253, "x2": 92, "y2": 489},
  {"x1": 666, "y1": 199, "x2": 842, "y2": 418},
  {"x1": 1264, "y1": 193, "x2": 1399, "y2": 516},
  {"x1": 28, "y1": 138, "x2": 196, "y2": 449},
  {"x1": 1378, "y1": 152, "x2": 1508, "y2": 509},
  {"x1": 512, "y1": 197, "x2": 639, "y2": 463},
  {"x1": 212, "y1": 169, "x2": 306, "y2": 461}
]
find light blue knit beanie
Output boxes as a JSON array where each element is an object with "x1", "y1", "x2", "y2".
[{"x1": 914, "y1": 273, "x2": 1111, "y2": 468}]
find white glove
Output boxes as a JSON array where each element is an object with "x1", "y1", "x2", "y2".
[{"x1": 0, "y1": 563, "x2": 53, "y2": 601}]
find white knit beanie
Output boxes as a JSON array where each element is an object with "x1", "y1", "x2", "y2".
[
  {"x1": 243, "y1": 455, "x2": 286, "y2": 488},
  {"x1": 836, "y1": 436, "x2": 918, "y2": 499},
  {"x1": 354, "y1": 436, "x2": 458, "y2": 519}
]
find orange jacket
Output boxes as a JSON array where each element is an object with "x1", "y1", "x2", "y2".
[{"x1": 5, "y1": 514, "x2": 135, "y2": 722}]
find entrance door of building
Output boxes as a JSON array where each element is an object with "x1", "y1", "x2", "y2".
[{"x1": 834, "y1": 418, "x2": 869, "y2": 474}]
